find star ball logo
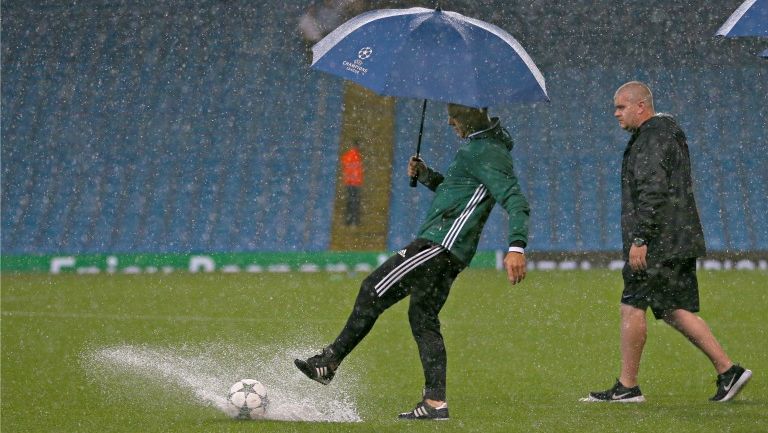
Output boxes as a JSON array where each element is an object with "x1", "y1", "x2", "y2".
[
  {"x1": 358, "y1": 47, "x2": 373, "y2": 60},
  {"x1": 343, "y1": 46, "x2": 372, "y2": 75}
]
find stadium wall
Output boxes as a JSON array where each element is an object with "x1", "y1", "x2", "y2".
[{"x1": 2, "y1": 251, "x2": 765, "y2": 275}]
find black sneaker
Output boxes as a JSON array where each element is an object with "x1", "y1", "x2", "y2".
[
  {"x1": 579, "y1": 379, "x2": 645, "y2": 403},
  {"x1": 294, "y1": 347, "x2": 338, "y2": 385},
  {"x1": 397, "y1": 400, "x2": 449, "y2": 420},
  {"x1": 710, "y1": 364, "x2": 752, "y2": 402}
]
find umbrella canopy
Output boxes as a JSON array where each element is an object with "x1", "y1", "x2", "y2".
[
  {"x1": 716, "y1": 0, "x2": 768, "y2": 37},
  {"x1": 311, "y1": 7, "x2": 549, "y2": 108}
]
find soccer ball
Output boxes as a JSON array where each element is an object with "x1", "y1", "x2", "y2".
[{"x1": 227, "y1": 379, "x2": 269, "y2": 419}]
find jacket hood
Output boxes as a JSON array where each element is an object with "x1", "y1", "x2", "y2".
[
  {"x1": 468, "y1": 117, "x2": 514, "y2": 151},
  {"x1": 639, "y1": 113, "x2": 680, "y2": 133}
]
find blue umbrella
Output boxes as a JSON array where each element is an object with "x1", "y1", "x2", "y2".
[
  {"x1": 716, "y1": 0, "x2": 768, "y2": 37},
  {"x1": 311, "y1": 7, "x2": 548, "y2": 185},
  {"x1": 762, "y1": 48, "x2": 768, "y2": 57},
  {"x1": 312, "y1": 7, "x2": 548, "y2": 107}
]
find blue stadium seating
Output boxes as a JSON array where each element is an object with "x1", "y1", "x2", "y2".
[
  {"x1": 2, "y1": 2, "x2": 344, "y2": 254},
  {"x1": 1, "y1": 2, "x2": 766, "y2": 256}
]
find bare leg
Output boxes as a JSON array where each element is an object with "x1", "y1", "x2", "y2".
[
  {"x1": 619, "y1": 304, "x2": 647, "y2": 387},
  {"x1": 662, "y1": 309, "x2": 733, "y2": 374}
]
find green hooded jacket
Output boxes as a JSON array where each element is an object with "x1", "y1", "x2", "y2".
[{"x1": 416, "y1": 118, "x2": 530, "y2": 265}]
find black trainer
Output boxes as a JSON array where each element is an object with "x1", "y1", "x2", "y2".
[
  {"x1": 294, "y1": 347, "x2": 339, "y2": 385},
  {"x1": 397, "y1": 400, "x2": 449, "y2": 420},
  {"x1": 710, "y1": 364, "x2": 752, "y2": 402},
  {"x1": 580, "y1": 379, "x2": 645, "y2": 403}
]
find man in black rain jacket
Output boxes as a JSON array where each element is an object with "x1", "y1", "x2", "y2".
[
  {"x1": 581, "y1": 81, "x2": 751, "y2": 404},
  {"x1": 619, "y1": 110, "x2": 705, "y2": 262}
]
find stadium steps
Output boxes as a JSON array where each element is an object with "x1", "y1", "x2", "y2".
[{"x1": 328, "y1": 83, "x2": 395, "y2": 251}]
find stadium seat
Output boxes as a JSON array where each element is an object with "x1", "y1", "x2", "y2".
[{"x1": 2, "y1": 4, "x2": 765, "y2": 257}]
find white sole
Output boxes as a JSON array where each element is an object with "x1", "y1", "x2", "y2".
[{"x1": 579, "y1": 395, "x2": 645, "y2": 403}]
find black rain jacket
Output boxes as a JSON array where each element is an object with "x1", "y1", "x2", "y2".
[{"x1": 621, "y1": 114, "x2": 706, "y2": 261}]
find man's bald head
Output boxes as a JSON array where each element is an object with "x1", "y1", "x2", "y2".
[
  {"x1": 615, "y1": 81, "x2": 655, "y2": 111},
  {"x1": 614, "y1": 81, "x2": 656, "y2": 132}
]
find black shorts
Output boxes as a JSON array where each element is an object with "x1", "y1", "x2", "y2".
[{"x1": 621, "y1": 257, "x2": 700, "y2": 319}]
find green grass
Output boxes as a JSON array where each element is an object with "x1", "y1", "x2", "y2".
[{"x1": 2, "y1": 269, "x2": 766, "y2": 432}]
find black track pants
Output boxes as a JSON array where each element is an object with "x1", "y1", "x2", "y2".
[{"x1": 329, "y1": 238, "x2": 465, "y2": 401}]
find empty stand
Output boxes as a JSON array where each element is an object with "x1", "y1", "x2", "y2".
[{"x1": 1, "y1": 2, "x2": 766, "y2": 256}]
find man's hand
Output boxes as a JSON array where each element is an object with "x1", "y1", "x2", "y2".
[
  {"x1": 408, "y1": 156, "x2": 426, "y2": 179},
  {"x1": 629, "y1": 244, "x2": 648, "y2": 271},
  {"x1": 504, "y1": 252, "x2": 526, "y2": 285}
]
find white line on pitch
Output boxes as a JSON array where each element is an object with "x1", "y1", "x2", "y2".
[{"x1": 0, "y1": 310, "x2": 266, "y2": 322}]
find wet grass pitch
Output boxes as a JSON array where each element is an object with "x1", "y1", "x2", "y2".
[{"x1": 2, "y1": 269, "x2": 766, "y2": 432}]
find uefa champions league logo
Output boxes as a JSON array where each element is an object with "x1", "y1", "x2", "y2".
[
  {"x1": 358, "y1": 47, "x2": 373, "y2": 60},
  {"x1": 343, "y1": 47, "x2": 372, "y2": 75}
]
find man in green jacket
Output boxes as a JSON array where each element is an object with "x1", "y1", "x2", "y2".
[{"x1": 295, "y1": 103, "x2": 530, "y2": 420}]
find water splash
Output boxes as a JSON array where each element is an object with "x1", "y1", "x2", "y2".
[{"x1": 82, "y1": 342, "x2": 362, "y2": 422}]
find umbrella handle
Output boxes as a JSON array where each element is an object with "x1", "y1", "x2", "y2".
[{"x1": 409, "y1": 99, "x2": 428, "y2": 188}]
